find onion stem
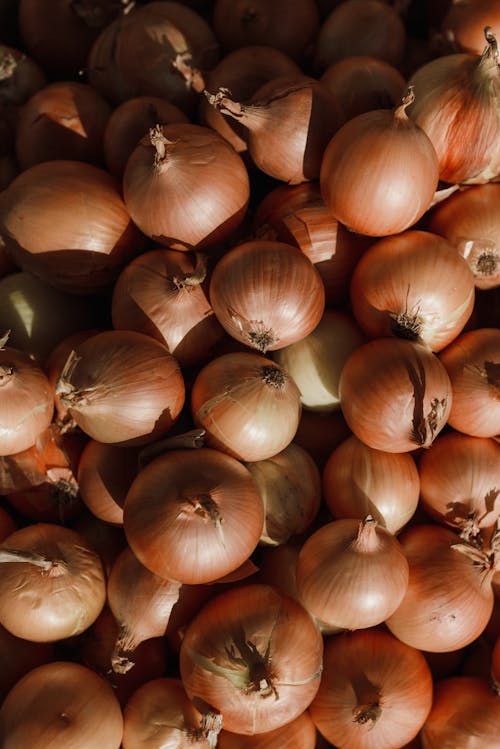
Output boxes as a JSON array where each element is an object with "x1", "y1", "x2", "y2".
[{"x1": 0, "y1": 547, "x2": 67, "y2": 574}]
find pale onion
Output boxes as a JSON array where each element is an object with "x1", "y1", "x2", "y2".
[
  {"x1": 427, "y1": 182, "x2": 500, "y2": 289},
  {"x1": 0, "y1": 159, "x2": 144, "y2": 294},
  {"x1": 0, "y1": 522, "x2": 106, "y2": 642},
  {"x1": 123, "y1": 447, "x2": 264, "y2": 584},
  {"x1": 0, "y1": 661, "x2": 123, "y2": 749},
  {"x1": 420, "y1": 676, "x2": 500, "y2": 748},
  {"x1": 55, "y1": 329, "x2": 185, "y2": 446},
  {"x1": 385, "y1": 523, "x2": 495, "y2": 652},
  {"x1": 123, "y1": 123, "x2": 250, "y2": 251},
  {"x1": 439, "y1": 327, "x2": 500, "y2": 438},
  {"x1": 323, "y1": 434, "x2": 420, "y2": 534},
  {"x1": 245, "y1": 442, "x2": 321, "y2": 546},
  {"x1": 309, "y1": 628, "x2": 433, "y2": 749},
  {"x1": 217, "y1": 711, "x2": 317, "y2": 749},
  {"x1": 107, "y1": 546, "x2": 182, "y2": 674},
  {"x1": 0, "y1": 338, "x2": 54, "y2": 455},
  {"x1": 296, "y1": 516, "x2": 409, "y2": 630},
  {"x1": 320, "y1": 88, "x2": 439, "y2": 237},
  {"x1": 338, "y1": 337, "x2": 452, "y2": 453},
  {"x1": 0, "y1": 622, "x2": 55, "y2": 704},
  {"x1": 191, "y1": 351, "x2": 302, "y2": 462},
  {"x1": 111, "y1": 249, "x2": 225, "y2": 367},
  {"x1": 179, "y1": 583, "x2": 323, "y2": 734},
  {"x1": 350, "y1": 229, "x2": 475, "y2": 351},
  {"x1": 418, "y1": 431, "x2": 500, "y2": 541},
  {"x1": 407, "y1": 27, "x2": 500, "y2": 184},
  {"x1": 209, "y1": 239, "x2": 325, "y2": 353},
  {"x1": 272, "y1": 309, "x2": 366, "y2": 411}
]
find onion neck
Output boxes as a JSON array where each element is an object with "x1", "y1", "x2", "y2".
[
  {"x1": 352, "y1": 672, "x2": 382, "y2": 728},
  {"x1": 479, "y1": 26, "x2": 500, "y2": 78},
  {"x1": 188, "y1": 712, "x2": 223, "y2": 749},
  {"x1": 389, "y1": 308, "x2": 424, "y2": 342},
  {"x1": 171, "y1": 252, "x2": 207, "y2": 290},
  {"x1": 228, "y1": 307, "x2": 278, "y2": 352},
  {"x1": 393, "y1": 86, "x2": 415, "y2": 126},
  {"x1": 183, "y1": 493, "x2": 225, "y2": 546},
  {"x1": 352, "y1": 515, "x2": 380, "y2": 553},
  {"x1": 0, "y1": 547, "x2": 69, "y2": 575}
]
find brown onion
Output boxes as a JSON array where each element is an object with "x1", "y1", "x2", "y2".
[
  {"x1": 0, "y1": 660, "x2": 123, "y2": 748},
  {"x1": 123, "y1": 122, "x2": 250, "y2": 251},
  {"x1": 191, "y1": 351, "x2": 302, "y2": 462},
  {"x1": 441, "y1": 0, "x2": 500, "y2": 55},
  {"x1": 320, "y1": 88, "x2": 439, "y2": 237},
  {"x1": 209, "y1": 239, "x2": 325, "y2": 353},
  {"x1": 0, "y1": 43, "x2": 46, "y2": 110},
  {"x1": 323, "y1": 434, "x2": 420, "y2": 534},
  {"x1": 55, "y1": 329, "x2": 185, "y2": 446},
  {"x1": 339, "y1": 337, "x2": 452, "y2": 452},
  {"x1": 0, "y1": 522, "x2": 106, "y2": 642}
]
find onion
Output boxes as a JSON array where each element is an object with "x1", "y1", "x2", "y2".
[
  {"x1": 103, "y1": 95, "x2": 189, "y2": 177},
  {"x1": 245, "y1": 442, "x2": 321, "y2": 546},
  {"x1": 0, "y1": 660, "x2": 123, "y2": 748},
  {"x1": 315, "y1": 1, "x2": 406, "y2": 71},
  {"x1": 211, "y1": 0, "x2": 320, "y2": 62},
  {"x1": 309, "y1": 628, "x2": 433, "y2": 749},
  {"x1": 272, "y1": 309, "x2": 366, "y2": 411},
  {"x1": 0, "y1": 522, "x2": 106, "y2": 642},
  {"x1": 320, "y1": 88, "x2": 439, "y2": 237},
  {"x1": 123, "y1": 123, "x2": 250, "y2": 251},
  {"x1": 0, "y1": 337, "x2": 54, "y2": 455},
  {"x1": 209, "y1": 239, "x2": 325, "y2": 353},
  {"x1": 0, "y1": 623, "x2": 55, "y2": 704},
  {"x1": 441, "y1": 0, "x2": 500, "y2": 55},
  {"x1": 418, "y1": 431, "x2": 500, "y2": 541},
  {"x1": 107, "y1": 546, "x2": 182, "y2": 673},
  {"x1": 179, "y1": 583, "x2": 323, "y2": 734},
  {"x1": 407, "y1": 27, "x2": 500, "y2": 184},
  {"x1": 439, "y1": 327, "x2": 499, "y2": 438},
  {"x1": 385, "y1": 523, "x2": 496, "y2": 651},
  {"x1": 427, "y1": 182, "x2": 500, "y2": 289},
  {"x1": 420, "y1": 676, "x2": 500, "y2": 747},
  {"x1": 338, "y1": 337, "x2": 452, "y2": 452},
  {"x1": 205, "y1": 74, "x2": 342, "y2": 184},
  {"x1": 296, "y1": 515, "x2": 409, "y2": 630},
  {"x1": 0, "y1": 159, "x2": 144, "y2": 294},
  {"x1": 323, "y1": 434, "x2": 420, "y2": 534},
  {"x1": 0, "y1": 43, "x2": 46, "y2": 116},
  {"x1": 349, "y1": 229, "x2": 475, "y2": 351},
  {"x1": 55, "y1": 329, "x2": 185, "y2": 446},
  {"x1": 111, "y1": 249, "x2": 225, "y2": 367},
  {"x1": 217, "y1": 711, "x2": 317, "y2": 749},
  {"x1": 123, "y1": 676, "x2": 221, "y2": 748},
  {"x1": 124, "y1": 447, "x2": 264, "y2": 584},
  {"x1": 191, "y1": 352, "x2": 302, "y2": 462}
]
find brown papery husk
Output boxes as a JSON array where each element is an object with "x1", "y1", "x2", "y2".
[{"x1": 206, "y1": 74, "x2": 343, "y2": 184}]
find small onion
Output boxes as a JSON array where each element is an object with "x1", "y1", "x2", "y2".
[
  {"x1": 191, "y1": 351, "x2": 302, "y2": 462},
  {"x1": 296, "y1": 515, "x2": 410, "y2": 630}
]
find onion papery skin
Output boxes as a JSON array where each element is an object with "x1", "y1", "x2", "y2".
[
  {"x1": 0, "y1": 660, "x2": 123, "y2": 749},
  {"x1": 0, "y1": 345, "x2": 54, "y2": 456},
  {"x1": 55, "y1": 330, "x2": 185, "y2": 446},
  {"x1": 122, "y1": 676, "x2": 215, "y2": 749},
  {"x1": 427, "y1": 182, "x2": 500, "y2": 290},
  {"x1": 338, "y1": 337, "x2": 452, "y2": 453},
  {"x1": 245, "y1": 442, "x2": 321, "y2": 546},
  {"x1": 349, "y1": 229, "x2": 475, "y2": 351},
  {"x1": 191, "y1": 352, "x2": 302, "y2": 462},
  {"x1": 272, "y1": 309, "x2": 366, "y2": 411},
  {"x1": 103, "y1": 95, "x2": 189, "y2": 178},
  {"x1": 15, "y1": 81, "x2": 112, "y2": 171},
  {"x1": 438, "y1": 327, "x2": 500, "y2": 438},
  {"x1": 418, "y1": 431, "x2": 500, "y2": 538},
  {"x1": 211, "y1": 0, "x2": 320, "y2": 63},
  {"x1": 0, "y1": 159, "x2": 144, "y2": 294},
  {"x1": 420, "y1": 676, "x2": 500, "y2": 748},
  {"x1": 87, "y1": 1, "x2": 220, "y2": 113},
  {"x1": 296, "y1": 516, "x2": 409, "y2": 630},
  {"x1": 323, "y1": 434, "x2": 420, "y2": 534},
  {"x1": 319, "y1": 99, "x2": 439, "y2": 237},
  {"x1": 441, "y1": 0, "x2": 500, "y2": 55},
  {"x1": 111, "y1": 248, "x2": 225, "y2": 368},
  {"x1": 123, "y1": 123, "x2": 250, "y2": 251},
  {"x1": 0, "y1": 523, "x2": 106, "y2": 642},
  {"x1": 407, "y1": 38, "x2": 500, "y2": 185},
  {"x1": 217, "y1": 710, "x2": 317, "y2": 749},
  {"x1": 309, "y1": 628, "x2": 433, "y2": 749},
  {"x1": 199, "y1": 45, "x2": 302, "y2": 154},
  {"x1": 123, "y1": 447, "x2": 264, "y2": 584},
  {"x1": 179, "y1": 583, "x2": 324, "y2": 735},
  {"x1": 385, "y1": 524, "x2": 495, "y2": 652},
  {"x1": 209, "y1": 239, "x2": 325, "y2": 353}
]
